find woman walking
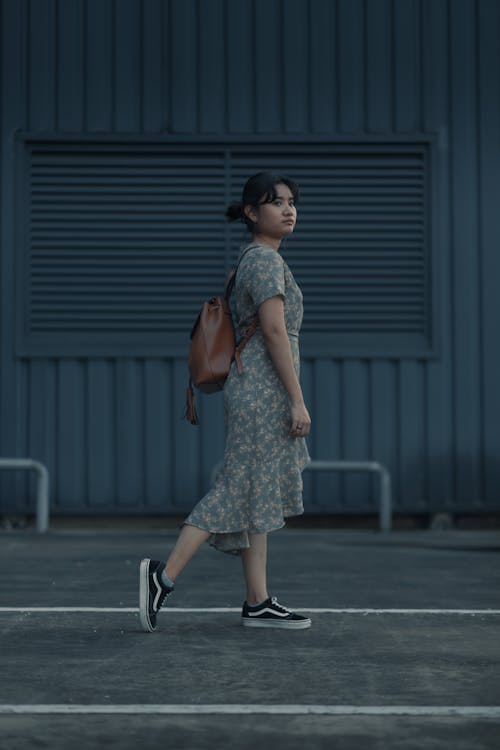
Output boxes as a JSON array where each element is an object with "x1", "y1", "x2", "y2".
[{"x1": 139, "y1": 172, "x2": 312, "y2": 632}]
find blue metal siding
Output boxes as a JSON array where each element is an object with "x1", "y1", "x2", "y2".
[
  {"x1": 479, "y1": 0, "x2": 500, "y2": 504},
  {"x1": 1, "y1": 0, "x2": 499, "y2": 517}
]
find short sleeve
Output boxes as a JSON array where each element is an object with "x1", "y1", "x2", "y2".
[{"x1": 237, "y1": 246, "x2": 285, "y2": 309}]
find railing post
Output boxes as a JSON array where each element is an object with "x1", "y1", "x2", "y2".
[
  {"x1": 34, "y1": 462, "x2": 50, "y2": 533},
  {"x1": 0, "y1": 458, "x2": 50, "y2": 533},
  {"x1": 378, "y1": 465, "x2": 392, "y2": 533}
]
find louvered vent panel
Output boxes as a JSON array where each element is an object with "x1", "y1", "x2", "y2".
[
  {"x1": 230, "y1": 146, "x2": 428, "y2": 334},
  {"x1": 28, "y1": 146, "x2": 226, "y2": 333},
  {"x1": 20, "y1": 140, "x2": 431, "y2": 355}
]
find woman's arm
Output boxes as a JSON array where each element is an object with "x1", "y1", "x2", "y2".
[{"x1": 258, "y1": 296, "x2": 311, "y2": 437}]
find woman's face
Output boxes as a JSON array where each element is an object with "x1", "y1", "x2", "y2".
[{"x1": 246, "y1": 183, "x2": 297, "y2": 243}]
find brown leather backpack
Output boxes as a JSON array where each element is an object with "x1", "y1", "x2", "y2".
[{"x1": 186, "y1": 253, "x2": 257, "y2": 425}]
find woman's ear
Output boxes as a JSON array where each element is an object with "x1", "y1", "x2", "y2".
[{"x1": 243, "y1": 204, "x2": 258, "y2": 225}]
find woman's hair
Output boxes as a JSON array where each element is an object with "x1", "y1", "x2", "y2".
[{"x1": 226, "y1": 172, "x2": 299, "y2": 232}]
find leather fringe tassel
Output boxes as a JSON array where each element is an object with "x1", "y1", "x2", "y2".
[{"x1": 186, "y1": 382, "x2": 199, "y2": 425}]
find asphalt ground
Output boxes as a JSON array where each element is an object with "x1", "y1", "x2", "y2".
[{"x1": 0, "y1": 527, "x2": 499, "y2": 749}]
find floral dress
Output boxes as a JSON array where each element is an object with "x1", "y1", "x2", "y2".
[{"x1": 184, "y1": 242, "x2": 309, "y2": 554}]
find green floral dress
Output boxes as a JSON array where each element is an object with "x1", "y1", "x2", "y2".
[{"x1": 185, "y1": 242, "x2": 309, "y2": 553}]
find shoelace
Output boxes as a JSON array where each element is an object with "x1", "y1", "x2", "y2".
[
  {"x1": 270, "y1": 597, "x2": 291, "y2": 614},
  {"x1": 157, "y1": 587, "x2": 173, "y2": 611}
]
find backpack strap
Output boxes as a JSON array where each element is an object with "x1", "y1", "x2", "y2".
[
  {"x1": 226, "y1": 246, "x2": 259, "y2": 373},
  {"x1": 225, "y1": 245, "x2": 253, "y2": 300},
  {"x1": 234, "y1": 319, "x2": 258, "y2": 374}
]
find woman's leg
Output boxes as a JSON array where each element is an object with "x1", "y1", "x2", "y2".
[
  {"x1": 165, "y1": 524, "x2": 210, "y2": 582},
  {"x1": 241, "y1": 533, "x2": 269, "y2": 605}
]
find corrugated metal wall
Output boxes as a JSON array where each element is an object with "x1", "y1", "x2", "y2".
[{"x1": 1, "y1": 0, "x2": 499, "y2": 517}]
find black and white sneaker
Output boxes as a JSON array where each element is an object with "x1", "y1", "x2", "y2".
[
  {"x1": 241, "y1": 596, "x2": 311, "y2": 629},
  {"x1": 139, "y1": 559, "x2": 174, "y2": 632}
]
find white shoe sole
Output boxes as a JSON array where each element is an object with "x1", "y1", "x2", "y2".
[
  {"x1": 242, "y1": 617, "x2": 311, "y2": 629},
  {"x1": 139, "y1": 558, "x2": 155, "y2": 633}
]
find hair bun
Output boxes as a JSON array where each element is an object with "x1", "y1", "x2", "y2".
[{"x1": 225, "y1": 201, "x2": 244, "y2": 222}]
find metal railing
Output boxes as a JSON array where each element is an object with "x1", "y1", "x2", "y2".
[
  {"x1": 210, "y1": 458, "x2": 392, "y2": 532},
  {"x1": 0, "y1": 459, "x2": 50, "y2": 533},
  {"x1": 304, "y1": 460, "x2": 392, "y2": 532}
]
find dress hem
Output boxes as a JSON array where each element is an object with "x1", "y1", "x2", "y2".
[
  {"x1": 182, "y1": 507, "x2": 304, "y2": 555},
  {"x1": 182, "y1": 507, "x2": 303, "y2": 538}
]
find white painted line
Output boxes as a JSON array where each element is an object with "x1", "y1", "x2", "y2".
[
  {"x1": 0, "y1": 607, "x2": 141, "y2": 614},
  {"x1": 301, "y1": 608, "x2": 500, "y2": 615},
  {"x1": 298, "y1": 608, "x2": 500, "y2": 615},
  {"x1": 0, "y1": 704, "x2": 499, "y2": 718},
  {"x1": 0, "y1": 607, "x2": 499, "y2": 615}
]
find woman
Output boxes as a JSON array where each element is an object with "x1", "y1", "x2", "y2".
[{"x1": 139, "y1": 172, "x2": 312, "y2": 632}]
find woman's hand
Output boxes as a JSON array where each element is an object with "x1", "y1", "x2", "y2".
[{"x1": 290, "y1": 400, "x2": 311, "y2": 438}]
